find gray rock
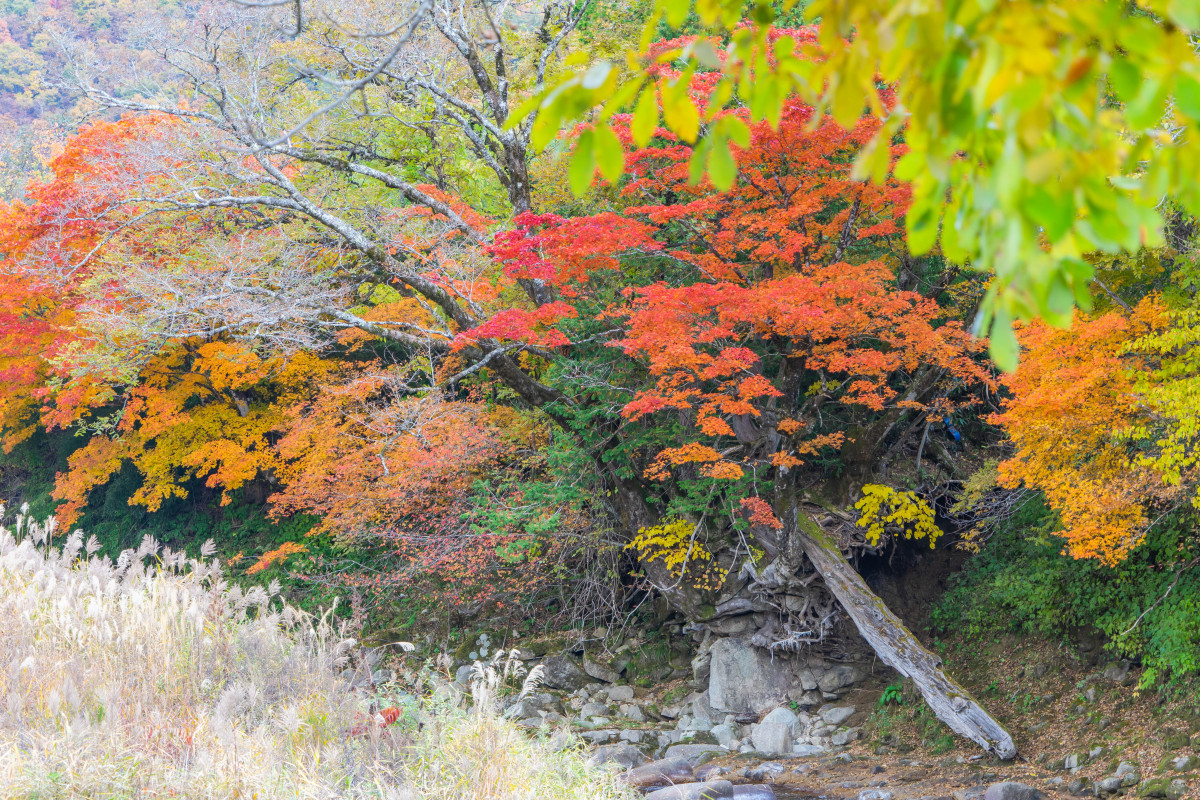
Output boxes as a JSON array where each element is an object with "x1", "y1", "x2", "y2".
[
  {"x1": 454, "y1": 664, "x2": 475, "y2": 686},
  {"x1": 711, "y1": 722, "x2": 741, "y2": 750},
  {"x1": 1064, "y1": 753, "x2": 1089, "y2": 771},
  {"x1": 580, "y1": 702, "x2": 609, "y2": 718},
  {"x1": 858, "y1": 792, "x2": 893, "y2": 800},
  {"x1": 744, "y1": 762, "x2": 785, "y2": 782},
  {"x1": 819, "y1": 705, "x2": 856, "y2": 726},
  {"x1": 1066, "y1": 777, "x2": 1093, "y2": 796},
  {"x1": 622, "y1": 758, "x2": 694, "y2": 789},
  {"x1": 579, "y1": 729, "x2": 618, "y2": 744},
  {"x1": 1172, "y1": 755, "x2": 1198, "y2": 771},
  {"x1": 583, "y1": 655, "x2": 621, "y2": 684},
  {"x1": 983, "y1": 782, "x2": 1044, "y2": 800},
  {"x1": 1168, "y1": 779, "x2": 1189, "y2": 800},
  {"x1": 751, "y1": 707, "x2": 799, "y2": 755},
  {"x1": 693, "y1": 652, "x2": 713, "y2": 684},
  {"x1": 708, "y1": 638, "x2": 804, "y2": 714},
  {"x1": 663, "y1": 743, "x2": 726, "y2": 764},
  {"x1": 607, "y1": 685, "x2": 636, "y2": 703},
  {"x1": 733, "y1": 786, "x2": 777, "y2": 799},
  {"x1": 541, "y1": 655, "x2": 590, "y2": 691},
  {"x1": 1096, "y1": 777, "x2": 1121, "y2": 796},
  {"x1": 589, "y1": 742, "x2": 648, "y2": 770},
  {"x1": 953, "y1": 789, "x2": 986, "y2": 800},
  {"x1": 817, "y1": 665, "x2": 862, "y2": 693},
  {"x1": 793, "y1": 743, "x2": 826, "y2": 757},
  {"x1": 1103, "y1": 660, "x2": 1132, "y2": 684},
  {"x1": 831, "y1": 727, "x2": 860, "y2": 746},
  {"x1": 696, "y1": 764, "x2": 730, "y2": 782},
  {"x1": 646, "y1": 781, "x2": 734, "y2": 800},
  {"x1": 622, "y1": 703, "x2": 646, "y2": 722}
]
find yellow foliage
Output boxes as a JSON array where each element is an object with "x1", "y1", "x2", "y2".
[
  {"x1": 854, "y1": 484, "x2": 941, "y2": 549},
  {"x1": 626, "y1": 519, "x2": 723, "y2": 592}
]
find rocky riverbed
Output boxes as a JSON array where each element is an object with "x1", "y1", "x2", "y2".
[{"x1": 412, "y1": 630, "x2": 1200, "y2": 800}]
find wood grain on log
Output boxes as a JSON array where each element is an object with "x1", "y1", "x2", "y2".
[{"x1": 792, "y1": 509, "x2": 1017, "y2": 759}]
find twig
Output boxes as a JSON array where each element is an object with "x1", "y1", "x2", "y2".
[{"x1": 1117, "y1": 556, "x2": 1200, "y2": 637}]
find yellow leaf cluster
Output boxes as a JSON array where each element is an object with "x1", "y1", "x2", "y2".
[
  {"x1": 626, "y1": 518, "x2": 723, "y2": 592},
  {"x1": 854, "y1": 484, "x2": 941, "y2": 549}
]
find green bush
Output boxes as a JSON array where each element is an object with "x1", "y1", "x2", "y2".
[{"x1": 933, "y1": 495, "x2": 1200, "y2": 682}]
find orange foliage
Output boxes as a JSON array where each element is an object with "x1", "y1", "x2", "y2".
[{"x1": 993, "y1": 300, "x2": 1176, "y2": 564}]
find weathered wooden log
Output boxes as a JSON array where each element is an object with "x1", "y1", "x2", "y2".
[{"x1": 792, "y1": 509, "x2": 1017, "y2": 759}]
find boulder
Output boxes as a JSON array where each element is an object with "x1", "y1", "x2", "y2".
[
  {"x1": 711, "y1": 722, "x2": 741, "y2": 750},
  {"x1": 454, "y1": 664, "x2": 475, "y2": 686},
  {"x1": 583, "y1": 655, "x2": 621, "y2": 684},
  {"x1": 708, "y1": 638, "x2": 803, "y2": 714},
  {"x1": 793, "y1": 743, "x2": 826, "y2": 757},
  {"x1": 663, "y1": 743, "x2": 725, "y2": 764},
  {"x1": 1103, "y1": 660, "x2": 1133, "y2": 685},
  {"x1": 580, "y1": 701, "x2": 609, "y2": 718},
  {"x1": 588, "y1": 743, "x2": 647, "y2": 769},
  {"x1": 541, "y1": 655, "x2": 590, "y2": 691},
  {"x1": 1168, "y1": 780, "x2": 1189, "y2": 800},
  {"x1": 622, "y1": 757, "x2": 694, "y2": 789},
  {"x1": 1172, "y1": 755, "x2": 1198, "y2": 771},
  {"x1": 831, "y1": 727, "x2": 860, "y2": 746},
  {"x1": 1116, "y1": 762, "x2": 1141, "y2": 788},
  {"x1": 818, "y1": 704, "x2": 856, "y2": 726},
  {"x1": 751, "y1": 707, "x2": 799, "y2": 755},
  {"x1": 1067, "y1": 777, "x2": 1093, "y2": 796},
  {"x1": 622, "y1": 703, "x2": 646, "y2": 722},
  {"x1": 984, "y1": 782, "x2": 1044, "y2": 800},
  {"x1": 817, "y1": 664, "x2": 862, "y2": 693},
  {"x1": 646, "y1": 781, "x2": 734, "y2": 800},
  {"x1": 1097, "y1": 777, "x2": 1121, "y2": 796},
  {"x1": 857, "y1": 792, "x2": 893, "y2": 800},
  {"x1": 733, "y1": 786, "x2": 776, "y2": 799},
  {"x1": 608, "y1": 685, "x2": 636, "y2": 703}
]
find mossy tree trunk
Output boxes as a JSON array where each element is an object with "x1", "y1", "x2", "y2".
[{"x1": 788, "y1": 503, "x2": 1017, "y2": 759}]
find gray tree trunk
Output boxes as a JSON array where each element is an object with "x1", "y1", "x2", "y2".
[{"x1": 790, "y1": 507, "x2": 1017, "y2": 759}]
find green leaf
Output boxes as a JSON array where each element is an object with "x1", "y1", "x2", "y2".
[
  {"x1": 707, "y1": 133, "x2": 737, "y2": 190},
  {"x1": 594, "y1": 124, "x2": 625, "y2": 185},
  {"x1": 569, "y1": 128, "x2": 596, "y2": 196},
  {"x1": 632, "y1": 85, "x2": 660, "y2": 147},
  {"x1": 1026, "y1": 187, "x2": 1076, "y2": 242},
  {"x1": 600, "y1": 79, "x2": 643, "y2": 122},
  {"x1": 989, "y1": 307, "x2": 1019, "y2": 373},
  {"x1": 663, "y1": 79, "x2": 700, "y2": 142},
  {"x1": 504, "y1": 93, "x2": 544, "y2": 131},
  {"x1": 663, "y1": 0, "x2": 690, "y2": 28},
  {"x1": 1174, "y1": 74, "x2": 1200, "y2": 121},
  {"x1": 1167, "y1": 0, "x2": 1200, "y2": 30},
  {"x1": 688, "y1": 39, "x2": 722, "y2": 68},
  {"x1": 906, "y1": 196, "x2": 940, "y2": 255},
  {"x1": 688, "y1": 141, "x2": 708, "y2": 185},
  {"x1": 723, "y1": 115, "x2": 751, "y2": 148},
  {"x1": 582, "y1": 62, "x2": 614, "y2": 90}
]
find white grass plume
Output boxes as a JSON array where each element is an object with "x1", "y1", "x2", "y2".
[{"x1": 0, "y1": 522, "x2": 637, "y2": 800}]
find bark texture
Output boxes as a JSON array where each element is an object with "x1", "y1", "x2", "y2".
[{"x1": 792, "y1": 507, "x2": 1018, "y2": 759}]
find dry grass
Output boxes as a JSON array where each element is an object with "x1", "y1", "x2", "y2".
[{"x1": 0, "y1": 514, "x2": 637, "y2": 800}]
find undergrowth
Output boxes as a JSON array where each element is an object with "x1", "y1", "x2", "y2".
[
  {"x1": 0, "y1": 511, "x2": 637, "y2": 799},
  {"x1": 933, "y1": 495, "x2": 1200, "y2": 685}
]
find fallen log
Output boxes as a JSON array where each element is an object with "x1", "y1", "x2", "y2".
[{"x1": 793, "y1": 508, "x2": 1017, "y2": 759}]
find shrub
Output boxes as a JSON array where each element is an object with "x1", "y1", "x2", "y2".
[
  {"x1": 0, "y1": 513, "x2": 637, "y2": 799},
  {"x1": 934, "y1": 495, "x2": 1200, "y2": 682}
]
